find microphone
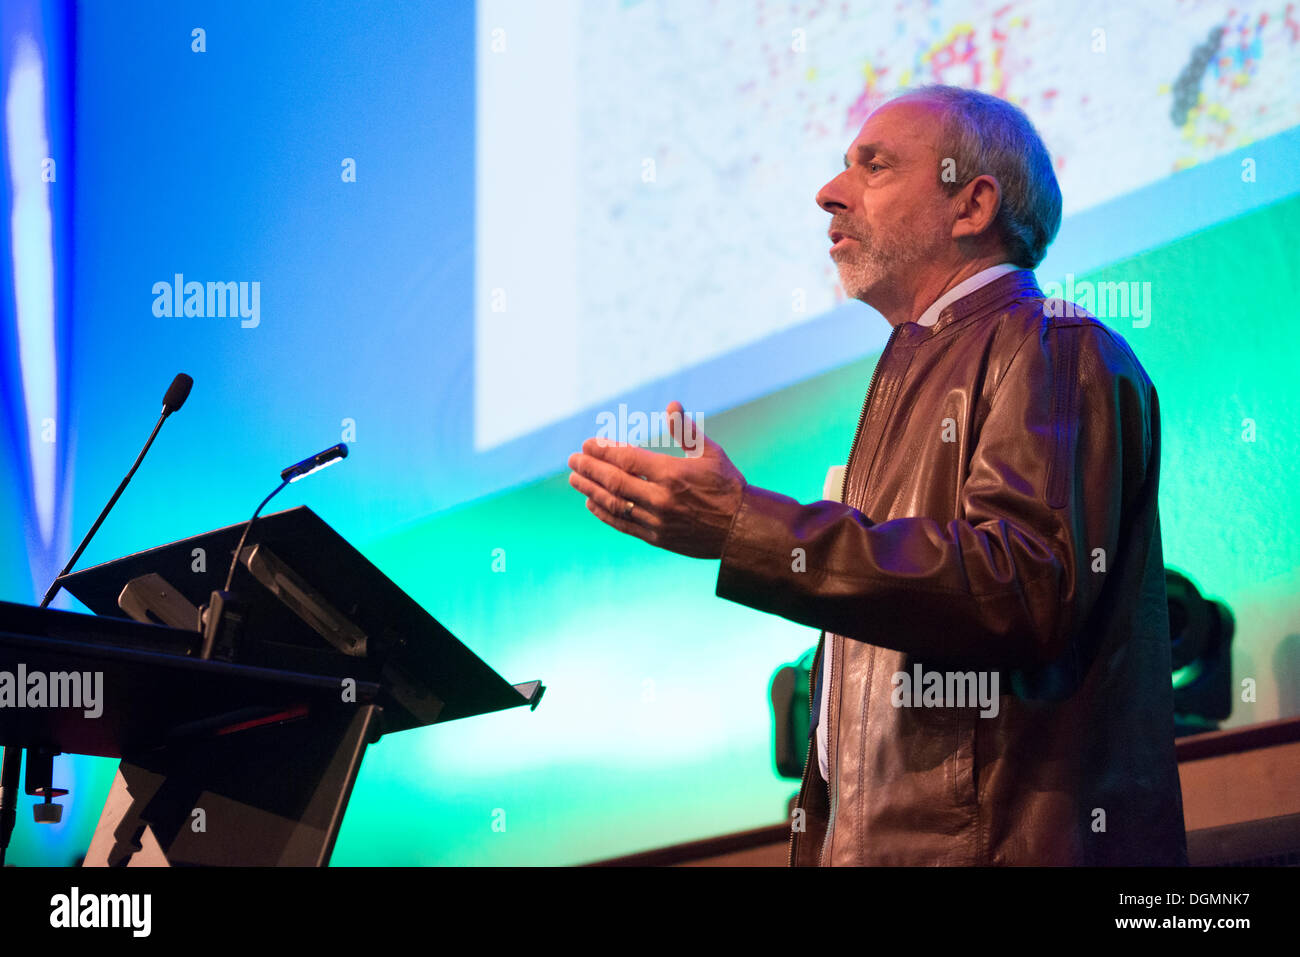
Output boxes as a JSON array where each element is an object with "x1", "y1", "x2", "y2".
[
  {"x1": 40, "y1": 372, "x2": 193, "y2": 608},
  {"x1": 162, "y1": 373, "x2": 193, "y2": 416},
  {"x1": 199, "y1": 442, "x2": 349, "y2": 661},
  {"x1": 5, "y1": 374, "x2": 192, "y2": 867}
]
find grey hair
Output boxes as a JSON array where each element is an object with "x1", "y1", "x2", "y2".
[{"x1": 890, "y1": 84, "x2": 1062, "y2": 269}]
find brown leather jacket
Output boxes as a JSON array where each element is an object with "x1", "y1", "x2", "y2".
[{"x1": 716, "y1": 269, "x2": 1188, "y2": 865}]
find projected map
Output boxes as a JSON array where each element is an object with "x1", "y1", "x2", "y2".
[{"x1": 477, "y1": 0, "x2": 1300, "y2": 449}]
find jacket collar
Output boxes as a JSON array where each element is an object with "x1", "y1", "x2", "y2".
[{"x1": 924, "y1": 268, "x2": 1043, "y2": 337}]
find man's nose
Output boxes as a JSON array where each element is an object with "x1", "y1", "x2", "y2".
[{"x1": 816, "y1": 175, "x2": 849, "y2": 214}]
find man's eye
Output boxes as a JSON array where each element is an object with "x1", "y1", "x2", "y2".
[{"x1": 868, "y1": 163, "x2": 886, "y2": 172}]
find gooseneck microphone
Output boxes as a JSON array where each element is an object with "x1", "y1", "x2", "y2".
[
  {"x1": 216, "y1": 443, "x2": 348, "y2": 597},
  {"x1": 199, "y1": 442, "x2": 348, "y2": 661},
  {"x1": 39, "y1": 373, "x2": 193, "y2": 609},
  {"x1": 3, "y1": 373, "x2": 193, "y2": 867}
]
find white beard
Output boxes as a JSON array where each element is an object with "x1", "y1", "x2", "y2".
[{"x1": 836, "y1": 219, "x2": 942, "y2": 302}]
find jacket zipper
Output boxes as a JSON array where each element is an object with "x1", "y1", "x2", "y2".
[
  {"x1": 787, "y1": 635, "x2": 821, "y2": 866},
  {"x1": 819, "y1": 321, "x2": 902, "y2": 867},
  {"x1": 843, "y1": 322, "x2": 902, "y2": 499},
  {"x1": 820, "y1": 635, "x2": 836, "y2": 865}
]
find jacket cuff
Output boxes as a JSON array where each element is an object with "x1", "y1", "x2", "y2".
[{"x1": 716, "y1": 484, "x2": 809, "y2": 614}]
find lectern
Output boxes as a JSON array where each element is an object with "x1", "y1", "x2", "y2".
[{"x1": 0, "y1": 507, "x2": 543, "y2": 866}]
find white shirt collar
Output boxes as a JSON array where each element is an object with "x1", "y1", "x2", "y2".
[{"x1": 915, "y1": 263, "x2": 1020, "y2": 327}]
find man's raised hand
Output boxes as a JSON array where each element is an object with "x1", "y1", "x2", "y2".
[{"x1": 567, "y1": 400, "x2": 747, "y2": 559}]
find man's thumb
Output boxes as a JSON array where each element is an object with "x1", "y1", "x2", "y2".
[{"x1": 666, "y1": 400, "x2": 710, "y2": 457}]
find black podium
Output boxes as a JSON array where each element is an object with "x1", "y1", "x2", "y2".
[{"x1": 0, "y1": 507, "x2": 543, "y2": 866}]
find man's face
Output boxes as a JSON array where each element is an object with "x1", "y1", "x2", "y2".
[{"x1": 816, "y1": 97, "x2": 952, "y2": 303}]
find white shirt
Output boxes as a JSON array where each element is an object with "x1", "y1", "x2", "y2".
[
  {"x1": 915, "y1": 262, "x2": 1019, "y2": 327},
  {"x1": 816, "y1": 262, "x2": 1018, "y2": 781}
]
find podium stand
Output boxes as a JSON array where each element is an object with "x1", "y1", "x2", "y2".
[
  {"x1": 86, "y1": 703, "x2": 383, "y2": 866},
  {"x1": 0, "y1": 507, "x2": 543, "y2": 866}
]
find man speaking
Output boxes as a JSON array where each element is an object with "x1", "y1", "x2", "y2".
[{"x1": 567, "y1": 84, "x2": 1187, "y2": 866}]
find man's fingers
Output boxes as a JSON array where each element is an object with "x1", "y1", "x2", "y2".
[
  {"x1": 568, "y1": 471, "x2": 661, "y2": 528},
  {"x1": 569, "y1": 449, "x2": 665, "y2": 506},
  {"x1": 585, "y1": 497, "x2": 658, "y2": 545},
  {"x1": 581, "y1": 438, "x2": 675, "y2": 480}
]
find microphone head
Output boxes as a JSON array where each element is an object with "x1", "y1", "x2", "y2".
[{"x1": 162, "y1": 374, "x2": 194, "y2": 414}]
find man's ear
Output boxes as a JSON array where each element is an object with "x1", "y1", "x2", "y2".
[{"x1": 951, "y1": 174, "x2": 1002, "y2": 242}]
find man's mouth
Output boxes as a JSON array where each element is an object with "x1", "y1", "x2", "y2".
[{"x1": 829, "y1": 230, "x2": 858, "y2": 253}]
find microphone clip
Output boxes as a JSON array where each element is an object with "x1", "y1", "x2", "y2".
[{"x1": 199, "y1": 590, "x2": 249, "y2": 662}]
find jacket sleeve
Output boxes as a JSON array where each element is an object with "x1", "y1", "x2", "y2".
[{"x1": 714, "y1": 321, "x2": 1155, "y2": 670}]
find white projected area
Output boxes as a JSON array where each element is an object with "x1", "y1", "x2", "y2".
[{"x1": 476, "y1": 0, "x2": 1300, "y2": 450}]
